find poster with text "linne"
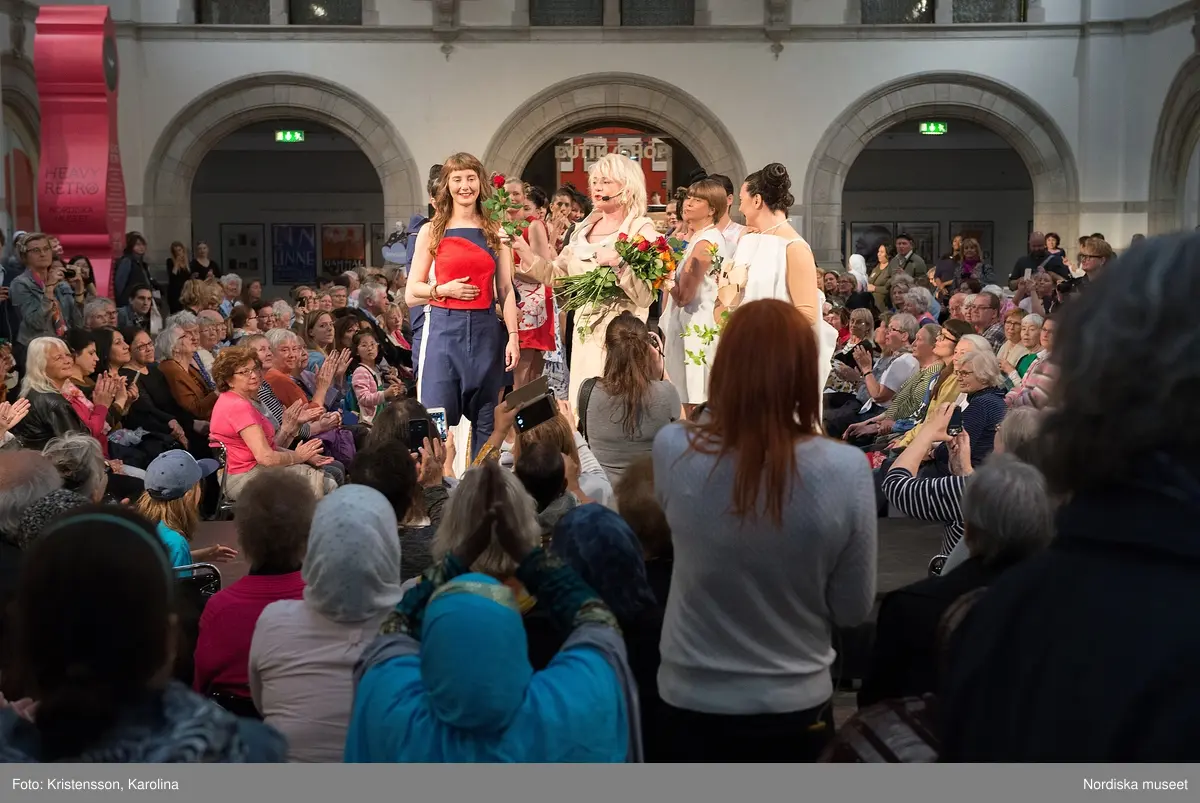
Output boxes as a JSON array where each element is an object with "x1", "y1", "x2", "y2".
[{"x1": 272, "y1": 224, "x2": 317, "y2": 285}]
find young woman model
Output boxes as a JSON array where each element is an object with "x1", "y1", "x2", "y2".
[
  {"x1": 405, "y1": 153, "x2": 520, "y2": 459},
  {"x1": 662, "y1": 177, "x2": 729, "y2": 415},
  {"x1": 508, "y1": 181, "x2": 557, "y2": 388}
]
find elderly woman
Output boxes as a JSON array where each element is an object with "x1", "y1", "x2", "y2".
[
  {"x1": 1004, "y1": 313, "x2": 1044, "y2": 383},
  {"x1": 923, "y1": 348, "x2": 1008, "y2": 478},
  {"x1": 887, "y1": 275, "x2": 914, "y2": 316},
  {"x1": 228, "y1": 305, "x2": 257, "y2": 342},
  {"x1": 157, "y1": 325, "x2": 218, "y2": 422},
  {"x1": 861, "y1": 451, "x2": 1053, "y2": 708},
  {"x1": 82, "y1": 297, "x2": 118, "y2": 331},
  {"x1": 904, "y1": 286, "x2": 938, "y2": 326},
  {"x1": 13, "y1": 337, "x2": 121, "y2": 455},
  {"x1": 195, "y1": 470, "x2": 313, "y2": 706},
  {"x1": 825, "y1": 307, "x2": 877, "y2": 409},
  {"x1": 345, "y1": 463, "x2": 639, "y2": 763},
  {"x1": 838, "y1": 268, "x2": 877, "y2": 317},
  {"x1": 263, "y1": 328, "x2": 346, "y2": 412},
  {"x1": 1006, "y1": 315, "x2": 1057, "y2": 409},
  {"x1": 219, "y1": 274, "x2": 242, "y2": 318},
  {"x1": 250, "y1": 484, "x2": 399, "y2": 763},
  {"x1": 40, "y1": 432, "x2": 108, "y2": 503},
  {"x1": 509, "y1": 153, "x2": 660, "y2": 413},
  {"x1": 196, "y1": 310, "x2": 225, "y2": 371},
  {"x1": 208, "y1": 345, "x2": 335, "y2": 501},
  {"x1": 996, "y1": 308, "x2": 1029, "y2": 376}
]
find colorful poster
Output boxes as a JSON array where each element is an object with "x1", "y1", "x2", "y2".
[
  {"x1": 321, "y1": 223, "x2": 366, "y2": 275},
  {"x1": 271, "y1": 224, "x2": 317, "y2": 285}
]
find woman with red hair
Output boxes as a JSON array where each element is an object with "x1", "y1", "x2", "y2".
[{"x1": 651, "y1": 299, "x2": 878, "y2": 762}]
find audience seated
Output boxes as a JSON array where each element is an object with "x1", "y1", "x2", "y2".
[
  {"x1": 860, "y1": 454, "x2": 1054, "y2": 708},
  {"x1": 135, "y1": 450, "x2": 235, "y2": 568},
  {"x1": 0, "y1": 505, "x2": 285, "y2": 762},
  {"x1": 156, "y1": 324, "x2": 218, "y2": 423},
  {"x1": 193, "y1": 470, "x2": 313, "y2": 702},
  {"x1": 250, "y1": 484, "x2": 399, "y2": 762},
  {"x1": 346, "y1": 461, "x2": 639, "y2": 763}
]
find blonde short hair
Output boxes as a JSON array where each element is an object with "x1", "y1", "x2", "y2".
[{"x1": 589, "y1": 153, "x2": 648, "y2": 218}]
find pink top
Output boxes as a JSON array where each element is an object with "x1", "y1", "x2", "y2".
[
  {"x1": 210, "y1": 391, "x2": 277, "y2": 475},
  {"x1": 351, "y1": 364, "x2": 386, "y2": 424}
]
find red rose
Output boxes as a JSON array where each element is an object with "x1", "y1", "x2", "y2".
[
  {"x1": 656, "y1": 236, "x2": 668, "y2": 249},
  {"x1": 637, "y1": 240, "x2": 651, "y2": 252},
  {"x1": 617, "y1": 233, "x2": 629, "y2": 242},
  {"x1": 492, "y1": 175, "x2": 506, "y2": 188}
]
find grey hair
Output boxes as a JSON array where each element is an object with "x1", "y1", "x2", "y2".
[
  {"x1": 918, "y1": 322, "x2": 941, "y2": 346},
  {"x1": 963, "y1": 293, "x2": 977, "y2": 308},
  {"x1": 221, "y1": 274, "x2": 243, "y2": 292},
  {"x1": 996, "y1": 406, "x2": 1043, "y2": 463},
  {"x1": 433, "y1": 463, "x2": 542, "y2": 578},
  {"x1": 265, "y1": 327, "x2": 302, "y2": 352},
  {"x1": 361, "y1": 282, "x2": 388, "y2": 308},
  {"x1": 957, "y1": 347, "x2": 1005, "y2": 388},
  {"x1": 1022, "y1": 313, "x2": 1045, "y2": 329},
  {"x1": 16, "y1": 231, "x2": 48, "y2": 259},
  {"x1": 890, "y1": 312, "x2": 919, "y2": 344},
  {"x1": 891, "y1": 274, "x2": 914, "y2": 292},
  {"x1": 959, "y1": 334, "x2": 991, "y2": 355},
  {"x1": 83, "y1": 297, "x2": 115, "y2": 323},
  {"x1": 0, "y1": 452, "x2": 63, "y2": 538},
  {"x1": 42, "y1": 432, "x2": 107, "y2": 502},
  {"x1": 197, "y1": 309, "x2": 223, "y2": 325},
  {"x1": 20, "y1": 337, "x2": 67, "y2": 396},
  {"x1": 164, "y1": 311, "x2": 197, "y2": 331},
  {"x1": 962, "y1": 453, "x2": 1054, "y2": 566},
  {"x1": 904, "y1": 286, "x2": 934, "y2": 314},
  {"x1": 155, "y1": 326, "x2": 187, "y2": 362},
  {"x1": 271, "y1": 300, "x2": 293, "y2": 323}
]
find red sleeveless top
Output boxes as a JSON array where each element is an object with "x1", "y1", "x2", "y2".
[{"x1": 431, "y1": 228, "x2": 497, "y2": 311}]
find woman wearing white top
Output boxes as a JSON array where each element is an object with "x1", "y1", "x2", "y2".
[
  {"x1": 510, "y1": 153, "x2": 659, "y2": 415},
  {"x1": 718, "y1": 163, "x2": 839, "y2": 411},
  {"x1": 662, "y1": 177, "x2": 729, "y2": 413}
]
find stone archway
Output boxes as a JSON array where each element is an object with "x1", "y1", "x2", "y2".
[
  {"x1": 482, "y1": 73, "x2": 746, "y2": 212},
  {"x1": 803, "y1": 72, "x2": 1080, "y2": 266},
  {"x1": 2, "y1": 54, "x2": 40, "y2": 142},
  {"x1": 1148, "y1": 55, "x2": 1200, "y2": 235},
  {"x1": 142, "y1": 72, "x2": 421, "y2": 258}
]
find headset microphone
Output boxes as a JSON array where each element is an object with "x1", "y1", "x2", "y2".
[{"x1": 599, "y1": 189, "x2": 625, "y2": 202}]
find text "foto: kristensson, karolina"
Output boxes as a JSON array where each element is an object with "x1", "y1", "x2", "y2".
[
  {"x1": 13, "y1": 779, "x2": 180, "y2": 791},
  {"x1": 1085, "y1": 779, "x2": 1189, "y2": 791}
]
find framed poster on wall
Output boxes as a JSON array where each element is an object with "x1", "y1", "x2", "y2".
[
  {"x1": 895, "y1": 222, "x2": 941, "y2": 266},
  {"x1": 271, "y1": 224, "x2": 318, "y2": 285},
  {"x1": 218, "y1": 224, "x2": 264, "y2": 278},
  {"x1": 950, "y1": 221, "x2": 995, "y2": 263},
  {"x1": 321, "y1": 224, "x2": 366, "y2": 275},
  {"x1": 370, "y1": 223, "x2": 385, "y2": 268},
  {"x1": 846, "y1": 222, "x2": 895, "y2": 266}
]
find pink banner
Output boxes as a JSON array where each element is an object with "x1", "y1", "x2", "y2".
[{"x1": 35, "y1": 5, "x2": 126, "y2": 298}]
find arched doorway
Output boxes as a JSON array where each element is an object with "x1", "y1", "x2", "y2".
[
  {"x1": 2, "y1": 54, "x2": 40, "y2": 233},
  {"x1": 843, "y1": 118, "x2": 1034, "y2": 272},
  {"x1": 191, "y1": 119, "x2": 384, "y2": 295},
  {"x1": 1148, "y1": 55, "x2": 1200, "y2": 234},
  {"x1": 803, "y1": 72, "x2": 1080, "y2": 267},
  {"x1": 143, "y1": 73, "x2": 421, "y2": 271},
  {"x1": 483, "y1": 73, "x2": 745, "y2": 217}
]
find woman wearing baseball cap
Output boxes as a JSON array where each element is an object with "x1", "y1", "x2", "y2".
[{"x1": 134, "y1": 450, "x2": 236, "y2": 567}]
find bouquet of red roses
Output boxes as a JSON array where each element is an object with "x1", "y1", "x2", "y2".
[
  {"x1": 482, "y1": 174, "x2": 529, "y2": 239},
  {"x1": 556, "y1": 233, "x2": 685, "y2": 315}
]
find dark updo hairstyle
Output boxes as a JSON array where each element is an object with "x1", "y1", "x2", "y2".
[
  {"x1": 63, "y1": 328, "x2": 97, "y2": 358},
  {"x1": 526, "y1": 185, "x2": 549, "y2": 212},
  {"x1": 8, "y1": 505, "x2": 175, "y2": 760},
  {"x1": 744, "y1": 162, "x2": 794, "y2": 213},
  {"x1": 672, "y1": 186, "x2": 688, "y2": 221}
]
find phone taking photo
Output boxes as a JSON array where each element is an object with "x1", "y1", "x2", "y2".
[
  {"x1": 407, "y1": 418, "x2": 430, "y2": 447},
  {"x1": 514, "y1": 395, "x2": 557, "y2": 434},
  {"x1": 426, "y1": 407, "x2": 448, "y2": 440}
]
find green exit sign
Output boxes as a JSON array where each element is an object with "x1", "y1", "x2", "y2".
[
  {"x1": 275, "y1": 130, "x2": 305, "y2": 143},
  {"x1": 919, "y1": 121, "x2": 948, "y2": 136}
]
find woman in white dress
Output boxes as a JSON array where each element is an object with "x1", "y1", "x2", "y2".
[
  {"x1": 511, "y1": 153, "x2": 659, "y2": 414},
  {"x1": 718, "y1": 163, "x2": 838, "y2": 416},
  {"x1": 662, "y1": 177, "x2": 729, "y2": 414}
]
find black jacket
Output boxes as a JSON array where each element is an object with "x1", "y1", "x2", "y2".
[
  {"x1": 941, "y1": 455, "x2": 1200, "y2": 761},
  {"x1": 858, "y1": 556, "x2": 1009, "y2": 708},
  {"x1": 11, "y1": 390, "x2": 86, "y2": 451}
]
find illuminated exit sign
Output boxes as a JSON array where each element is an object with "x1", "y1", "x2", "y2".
[
  {"x1": 275, "y1": 130, "x2": 305, "y2": 143},
  {"x1": 919, "y1": 121, "x2": 948, "y2": 136}
]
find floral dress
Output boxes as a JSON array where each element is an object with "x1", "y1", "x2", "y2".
[
  {"x1": 662, "y1": 227, "x2": 728, "y2": 405},
  {"x1": 514, "y1": 217, "x2": 556, "y2": 352}
]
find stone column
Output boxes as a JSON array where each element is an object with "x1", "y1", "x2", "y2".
[
  {"x1": 603, "y1": 0, "x2": 620, "y2": 26},
  {"x1": 934, "y1": 0, "x2": 952, "y2": 24},
  {"x1": 270, "y1": 0, "x2": 288, "y2": 24}
]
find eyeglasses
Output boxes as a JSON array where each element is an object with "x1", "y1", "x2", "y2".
[
  {"x1": 134, "y1": 342, "x2": 154, "y2": 351},
  {"x1": 26, "y1": 246, "x2": 51, "y2": 256},
  {"x1": 233, "y1": 366, "x2": 262, "y2": 377},
  {"x1": 1078, "y1": 253, "x2": 1102, "y2": 260},
  {"x1": 937, "y1": 332, "x2": 958, "y2": 343},
  {"x1": 955, "y1": 369, "x2": 976, "y2": 378}
]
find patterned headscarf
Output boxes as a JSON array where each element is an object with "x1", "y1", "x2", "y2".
[
  {"x1": 15, "y1": 489, "x2": 90, "y2": 550},
  {"x1": 304, "y1": 484, "x2": 402, "y2": 623},
  {"x1": 550, "y1": 504, "x2": 658, "y2": 624}
]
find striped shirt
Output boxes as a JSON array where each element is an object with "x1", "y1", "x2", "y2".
[
  {"x1": 885, "y1": 362, "x2": 941, "y2": 422},
  {"x1": 882, "y1": 467, "x2": 966, "y2": 555}
]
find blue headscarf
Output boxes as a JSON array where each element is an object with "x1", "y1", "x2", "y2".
[
  {"x1": 345, "y1": 574, "x2": 631, "y2": 762},
  {"x1": 551, "y1": 505, "x2": 658, "y2": 624}
]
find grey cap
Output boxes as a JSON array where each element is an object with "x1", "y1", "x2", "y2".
[{"x1": 145, "y1": 449, "x2": 218, "y2": 502}]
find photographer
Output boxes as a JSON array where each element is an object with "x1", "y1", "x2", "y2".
[{"x1": 9, "y1": 233, "x2": 84, "y2": 345}]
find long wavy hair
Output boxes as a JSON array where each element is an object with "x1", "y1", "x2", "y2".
[
  {"x1": 426, "y1": 152, "x2": 501, "y2": 258},
  {"x1": 685, "y1": 299, "x2": 819, "y2": 525},
  {"x1": 600, "y1": 313, "x2": 657, "y2": 438}
]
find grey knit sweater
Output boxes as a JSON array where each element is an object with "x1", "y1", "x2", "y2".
[{"x1": 652, "y1": 424, "x2": 878, "y2": 715}]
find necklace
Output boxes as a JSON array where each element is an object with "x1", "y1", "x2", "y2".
[{"x1": 759, "y1": 221, "x2": 786, "y2": 236}]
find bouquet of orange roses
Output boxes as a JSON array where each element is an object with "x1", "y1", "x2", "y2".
[{"x1": 556, "y1": 233, "x2": 685, "y2": 315}]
